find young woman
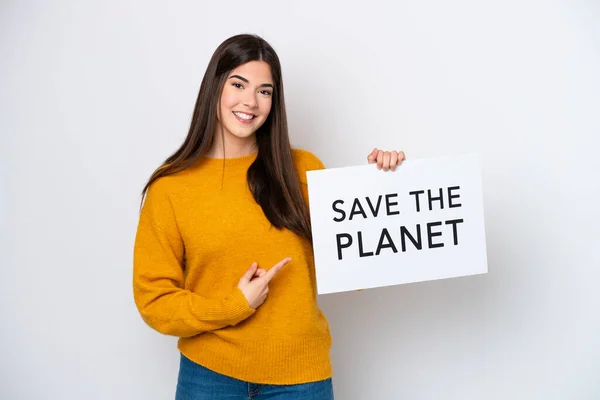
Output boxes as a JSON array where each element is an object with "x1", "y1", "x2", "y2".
[{"x1": 133, "y1": 34, "x2": 404, "y2": 400}]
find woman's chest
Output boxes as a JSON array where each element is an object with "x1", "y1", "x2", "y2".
[{"x1": 174, "y1": 185, "x2": 302, "y2": 259}]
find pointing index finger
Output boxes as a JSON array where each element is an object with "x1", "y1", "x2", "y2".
[{"x1": 264, "y1": 257, "x2": 291, "y2": 282}]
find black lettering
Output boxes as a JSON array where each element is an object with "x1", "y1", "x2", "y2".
[
  {"x1": 427, "y1": 221, "x2": 444, "y2": 248},
  {"x1": 357, "y1": 231, "x2": 374, "y2": 257},
  {"x1": 336, "y1": 233, "x2": 353, "y2": 260},
  {"x1": 375, "y1": 228, "x2": 398, "y2": 255},
  {"x1": 409, "y1": 190, "x2": 425, "y2": 212},
  {"x1": 448, "y1": 186, "x2": 461, "y2": 208},
  {"x1": 445, "y1": 219, "x2": 464, "y2": 245},
  {"x1": 365, "y1": 195, "x2": 383, "y2": 217},
  {"x1": 428, "y1": 188, "x2": 444, "y2": 210},
  {"x1": 385, "y1": 193, "x2": 400, "y2": 216},
  {"x1": 400, "y1": 225, "x2": 422, "y2": 251},
  {"x1": 332, "y1": 200, "x2": 346, "y2": 222},
  {"x1": 349, "y1": 199, "x2": 368, "y2": 220}
]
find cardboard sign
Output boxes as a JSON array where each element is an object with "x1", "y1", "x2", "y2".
[{"x1": 306, "y1": 154, "x2": 488, "y2": 295}]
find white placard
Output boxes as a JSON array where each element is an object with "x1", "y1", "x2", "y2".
[{"x1": 307, "y1": 154, "x2": 488, "y2": 295}]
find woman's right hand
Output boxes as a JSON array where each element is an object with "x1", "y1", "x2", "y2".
[{"x1": 238, "y1": 258, "x2": 291, "y2": 309}]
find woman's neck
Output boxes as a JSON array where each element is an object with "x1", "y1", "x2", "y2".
[{"x1": 206, "y1": 131, "x2": 258, "y2": 159}]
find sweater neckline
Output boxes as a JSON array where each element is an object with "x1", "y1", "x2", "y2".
[{"x1": 199, "y1": 152, "x2": 258, "y2": 168}]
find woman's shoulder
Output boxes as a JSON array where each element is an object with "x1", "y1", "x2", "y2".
[
  {"x1": 144, "y1": 166, "x2": 199, "y2": 203},
  {"x1": 291, "y1": 148, "x2": 326, "y2": 185},
  {"x1": 291, "y1": 148, "x2": 326, "y2": 181}
]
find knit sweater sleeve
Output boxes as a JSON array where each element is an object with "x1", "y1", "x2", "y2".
[{"x1": 133, "y1": 179, "x2": 255, "y2": 337}]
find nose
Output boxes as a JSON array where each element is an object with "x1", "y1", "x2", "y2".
[{"x1": 242, "y1": 92, "x2": 258, "y2": 108}]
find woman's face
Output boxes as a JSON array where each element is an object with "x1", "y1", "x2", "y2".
[{"x1": 217, "y1": 60, "x2": 274, "y2": 143}]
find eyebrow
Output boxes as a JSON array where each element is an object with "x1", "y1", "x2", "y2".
[{"x1": 229, "y1": 74, "x2": 274, "y2": 89}]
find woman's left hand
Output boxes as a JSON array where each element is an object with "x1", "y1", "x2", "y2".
[{"x1": 367, "y1": 148, "x2": 406, "y2": 171}]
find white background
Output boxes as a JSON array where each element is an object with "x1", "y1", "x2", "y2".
[
  {"x1": 308, "y1": 155, "x2": 488, "y2": 294},
  {"x1": 1, "y1": 1, "x2": 599, "y2": 399}
]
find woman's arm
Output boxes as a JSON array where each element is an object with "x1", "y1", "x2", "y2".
[{"x1": 132, "y1": 182, "x2": 255, "y2": 337}]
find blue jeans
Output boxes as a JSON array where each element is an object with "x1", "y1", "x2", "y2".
[{"x1": 176, "y1": 353, "x2": 334, "y2": 400}]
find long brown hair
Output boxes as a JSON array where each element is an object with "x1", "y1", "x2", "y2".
[{"x1": 141, "y1": 34, "x2": 312, "y2": 241}]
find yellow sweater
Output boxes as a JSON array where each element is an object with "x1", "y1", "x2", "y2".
[{"x1": 133, "y1": 148, "x2": 332, "y2": 385}]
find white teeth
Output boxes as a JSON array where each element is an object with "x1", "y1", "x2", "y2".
[{"x1": 234, "y1": 112, "x2": 254, "y2": 120}]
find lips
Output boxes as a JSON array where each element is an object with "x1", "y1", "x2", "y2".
[{"x1": 233, "y1": 111, "x2": 255, "y2": 122}]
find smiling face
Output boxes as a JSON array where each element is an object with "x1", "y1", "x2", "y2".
[{"x1": 216, "y1": 61, "x2": 274, "y2": 150}]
